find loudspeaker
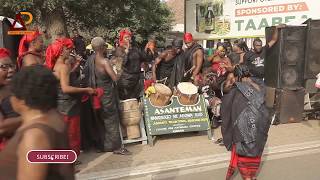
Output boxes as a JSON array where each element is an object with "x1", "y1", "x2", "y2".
[
  {"x1": 304, "y1": 19, "x2": 320, "y2": 79},
  {"x1": 206, "y1": 40, "x2": 214, "y2": 48},
  {"x1": 0, "y1": 17, "x2": 21, "y2": 62},
  {"x1": 265, "y1": 26, "x2": 306, "y2": 90},
  {"x1": 275, "y1": 89, "x2": 305, "y2": 124}
]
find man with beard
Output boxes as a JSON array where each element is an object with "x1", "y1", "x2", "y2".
[
  {"x1": 182, "y1": 33, "x2": 204, "y2": 85},
  {"x1": 116, "y1": 29, "x2": 147, "y2": 100},
  {"x1": 244, "y1": 25, "x2": 284, "y2": 81},
  {"x1": 221, "y1": 65, "x2": 271, "y2": 180},
  {"x1": 152, "y1": 39, "x2": 183, "y2": 85},
  {"x1": 17, "y1": 30, "x2": 44, "y2": 69}
]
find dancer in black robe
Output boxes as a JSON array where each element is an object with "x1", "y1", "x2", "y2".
[{"x1": 116, "y1": 29, "x2": 147, "y2": 100}]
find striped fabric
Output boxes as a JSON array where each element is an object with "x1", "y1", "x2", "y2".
[{"x1": 226, "y1": 145, "x2": 261, "y2": 180}]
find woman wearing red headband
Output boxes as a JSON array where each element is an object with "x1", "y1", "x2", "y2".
[
  {"x1": 117, "y1": 28, "x2": 147, "y2": 100},
  {"x1": 17, "y1": 30, "x2": 44, "y2": 69},
  {"x1": 0, "y1": 48, "x2": 20, "y2": 151},
  {"x1": 46, "y1": 38, "x2": 96, "y2": 158}
]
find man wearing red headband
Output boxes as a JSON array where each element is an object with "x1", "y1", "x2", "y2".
[
  {"x1": 116, "y1": 29, "x2": 147, "y2": 100},
  {"x1": 46, "y1": 38, "x2": 96, "y2": 159},
  {"x1": 17, "y1": 30, "x2": 44, "y2": 69},
  {"x1": 183, "y1": 32, "x2": 204, "y2": 84}
]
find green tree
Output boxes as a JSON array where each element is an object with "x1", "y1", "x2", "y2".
[{"x1": 1, "y1": 0, "x2": 173, "y2": 45}]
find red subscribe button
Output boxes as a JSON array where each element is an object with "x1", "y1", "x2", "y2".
[{"x1": 27, "y1": 150, "x2": 77, "y2": 163}]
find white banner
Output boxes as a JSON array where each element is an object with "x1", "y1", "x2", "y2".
[{"x1": 186, "y1": 0, "x2": 320, "y2": 39}]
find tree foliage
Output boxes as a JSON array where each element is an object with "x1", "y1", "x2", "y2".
[{"x1": 1, "y1": 0, "x2": 173, "y2": 46}]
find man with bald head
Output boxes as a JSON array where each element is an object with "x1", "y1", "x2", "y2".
[{"x1": 83, "y1": 37, "x2": 130, "y2": 155}]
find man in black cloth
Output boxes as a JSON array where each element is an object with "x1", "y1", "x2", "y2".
[
  {"x1": 182, "y1": 33, "x2": 204, "y2": 85},
  {"x1": 244, "y1": 24, "x2": 284, "y2": 81},
  {"x1": 152, "y1": 39, "x2": 183, "y2": 85}
]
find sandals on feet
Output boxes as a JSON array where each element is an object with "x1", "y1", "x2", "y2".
[{"x1": 113, "y1": 148, "x2": 132, "y2": 155}]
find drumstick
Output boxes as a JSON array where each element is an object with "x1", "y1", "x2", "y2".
[
  {"x1": 156, "y1": 77, "x2": 168, "y2": 84},
  {"x1": 184, "y1": 66, "x2": 196, "y2": 77}
]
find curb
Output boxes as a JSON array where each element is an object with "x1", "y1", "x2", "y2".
[{"x1": 77, "y1": 140, "x2": 320, "y2": 180}]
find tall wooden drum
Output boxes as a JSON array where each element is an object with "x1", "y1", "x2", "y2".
[{"x1": 120, "y1": 98, "x2": 141, "y2": 139}]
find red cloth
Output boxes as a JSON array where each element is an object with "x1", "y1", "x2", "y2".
[
  {"x1": 18, "y1": 30, "x2": 41, "y2": 57},
  {"x1": 81, "y1": 95, "x2": 89, "y2": 103},
  {"x1": 144, "y1": 79, "x2": 155, "y2": 91},
  {"x1": 119, "y1": 29, "x2": 132, "y2": 46},
  {"x1": 226, "y1": 145, "x2": 261, "y2": 180},
  {"x1": 93, "y1": 88, "x2": 104, "y2": 109},
  {"x1": 183, "y1": 32, "x2": 193, "y2": 43},
  {"x1": 0, "y1": 138, "x2": 6, "y2": 151},
  {"x1": 211, "y1": 62, "x2": 227, "y2": 77},
  {"x1": 0, "y1": 48, "x2": 11, "y2": 59},
  {"x1": 45, "y1": 38, "x2": 74, "y2": 70},
  {"x1": 63, "y1": 115, "x2": 81, "y2": 156}
]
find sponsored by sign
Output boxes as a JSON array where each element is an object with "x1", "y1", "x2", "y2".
[{"x1": 185, "y1": 0, "x2": 320, "y2": 39}]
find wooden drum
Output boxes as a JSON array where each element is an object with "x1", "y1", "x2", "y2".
[
  {"x1": 120, "y1": 98, "x2": 141, "y2": 139},
  {"x1": 149, "y1": 83, "x2": 172, "y2": 106},
  {"x1": 177, "y1": 82, "x2": 199, "y2": 105}
]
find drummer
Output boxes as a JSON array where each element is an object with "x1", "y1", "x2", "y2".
[{"x1": 152, "y1": 39, "x2": 183, "y2": 84}]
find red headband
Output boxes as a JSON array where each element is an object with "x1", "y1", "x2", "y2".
[
  {"x1": 18, "y1": 30, "x2": 41, "y2": 57},
  {"x1": 119, "y1": 29, "x2": 132, "y2": 46},
  {"x1": 0, "y1": 48, "x2": 11, "y2": 59},
  {"x1": 184, "y1": 33, "x2": 193, "y2": 42},
  {"x1": 45, "y1": 38, "x2": 74, "y2": 70}
]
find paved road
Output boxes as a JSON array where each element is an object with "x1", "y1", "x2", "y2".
[{"x1": 124, "y1": 148, "x2": 320, "y2": 180}]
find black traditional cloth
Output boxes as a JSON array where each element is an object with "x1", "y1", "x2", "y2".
[
  {"x1": 168, "y1": 53, "x2": 185, "y2": 88},
  {"x1": 57, "y1": 71, "x2": 81, "y2": 117},
  {"x1": 117, "y1": 47, "x2": 146, "y2": 100},
  {"x1": 221, "y1": 79, "x2": 270, "y2": 157},
  {"x1": 85, "y1": 54, "x2": 122, "y2": 150},
  {"x1": 183, "y1": 43, "x2": 204, "y2": 80},
  {"x1": 156, "y1": 58, "x2": 175, "y2": 82}
]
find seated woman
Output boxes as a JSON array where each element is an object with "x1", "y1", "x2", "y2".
[
  {"x1": 207, "y1": 44, "x2": 233, "y2": 95},
  {"x1": 0, "y1": 65, "x2": 74, "y2": 179}
]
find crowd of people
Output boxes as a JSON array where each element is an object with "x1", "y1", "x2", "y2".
[{"x1": 0, "y1": 23, "x2": 283, "y2": 179}]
